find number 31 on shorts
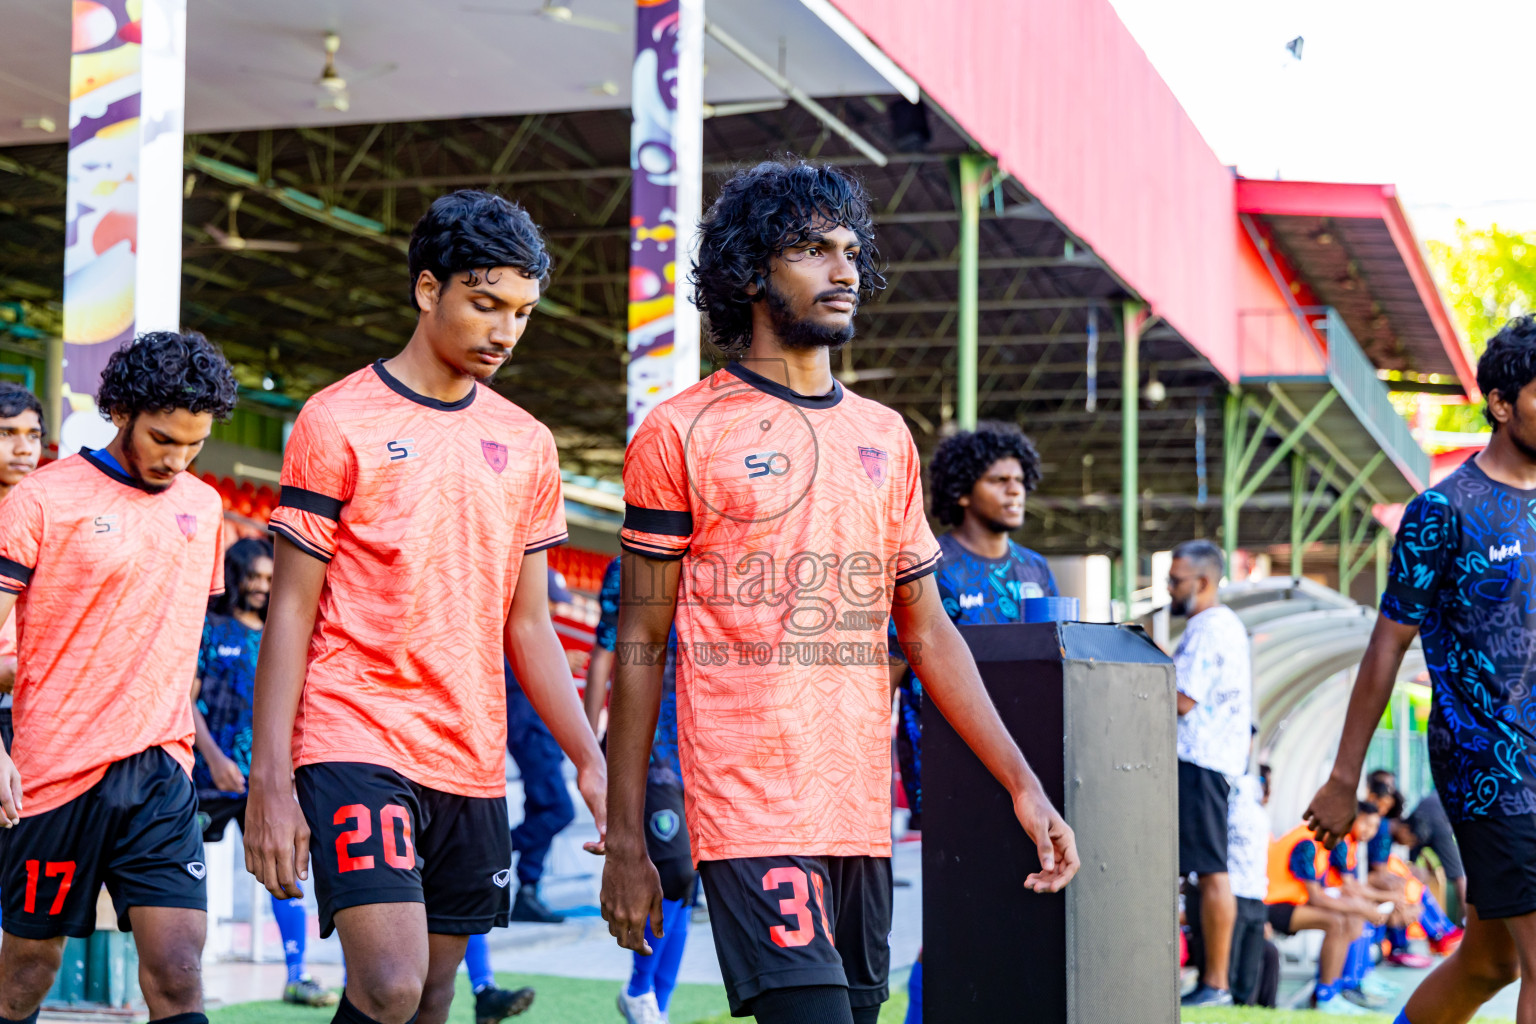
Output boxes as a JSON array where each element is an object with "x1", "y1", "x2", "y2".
[{"x1": 763, "y1": 866, "x2": 833, "y2": 948}]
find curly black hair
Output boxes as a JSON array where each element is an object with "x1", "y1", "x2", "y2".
[
  {"x1": 97, "y1": 331, "x2": 238, "y2": 421},
  {"x1": 407, "y1": 190, "x2": 552, "y2": 310},
  {"x1": 1478, "y1": 314, "x2": 1536, "y2": 430},
  {"x1": 212, "y1": 536, "x2": 273, "y2": 618},
  {"x1": 929, "y1": 422, "x2": 1043, "y2": 527},
  {"x1": 0, "y1": 381, "x2": 43, "y2": 434},
  {"x1": 691, "y1": 160, "x2": 886, "y2": 356}
]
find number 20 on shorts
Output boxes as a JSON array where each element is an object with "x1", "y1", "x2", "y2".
[{"x1": 334, "y1": 803, "x2": 415, "y2": 872}]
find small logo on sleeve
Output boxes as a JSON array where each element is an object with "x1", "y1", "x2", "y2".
[
  {"x1": 386, "y1": 438, "x2": 419, "y2": 461},
  {"x1": 858, "y1": 446, "x2": 888, "y2": 486},
  {"x1": 176, "y1": 513, "x2": 197, "y2": 538},
  {"x1": 482, "y1": 440, "x2": 508, "y2": 474}
]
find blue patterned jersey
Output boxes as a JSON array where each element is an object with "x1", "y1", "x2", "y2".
[
  {"x1": 193, "y1": 614, "x2": 259, "y2": 797},
  {"x1": 595, "y1": 556, "x2": 680, "y2": 776},
  {"x1": 1381, "y1": 459, "x2": 1536, "y2": 821},
  {"x1": 893, "y1": 533, "x2": 1057, "y2": 825}
]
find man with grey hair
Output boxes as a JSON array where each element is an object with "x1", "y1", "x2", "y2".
[{"x1": 1170, "y1": 539, "x2": 1253, "y2": 1007}]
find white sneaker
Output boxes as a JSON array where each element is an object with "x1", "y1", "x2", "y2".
[{"x1": 617, "y1": 989, "x2": 664, "y2": 1024}]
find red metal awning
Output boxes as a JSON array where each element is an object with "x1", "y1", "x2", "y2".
[{"x1": 1236, "y1": 178, "x2": 1477, "y2": 397}]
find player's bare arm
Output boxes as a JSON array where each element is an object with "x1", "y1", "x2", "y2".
[
  {"x1": 191, "y1": 677, "x2": 245, "y2": 795},
  {"x1": 600, "y1": 551, "x2": 677, "y2": 955},
  {"x1": 584, "y1": 644, "x2": 614, "y2": 734},
  {"x1": 890, "y1": 575, "x2": 1080, "y2": 893},
  {"x1": 245, "y1": 536, "x2": 326, "y2": 898},
  {"x1": 503, "y1": 548, "x2": 607, "y2": 848},
  {"x1": 1303, "y1": 615, "x2": 1418, "y2": 849}
]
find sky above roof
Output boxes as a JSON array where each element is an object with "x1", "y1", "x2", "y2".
[{"x1": 1106, "y1": 0, "x2": 1536, "y2": 241}]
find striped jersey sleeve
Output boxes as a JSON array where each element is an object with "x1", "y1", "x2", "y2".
[
  {"x1": 524, "y1": 426, "x2": 568, "y2": 554},
  {"x1": 270, "y1": 400, "x2": 353, "y2": 562},
  {"x1": 620, "y1": 408, "x2": 693, "y2": 561},
  {"x1": 0, "y1": 482, "x2": 44, "y2": 593},
  {"x1": 892, "y1": 427, "x2": 941, "y2": 587}
]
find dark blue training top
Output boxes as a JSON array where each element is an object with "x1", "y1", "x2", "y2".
[
  {"x1": 1381, "y1": 458, "x2": 1536, "y2": 821},
  {"x1": 193, "y1": 614, "x2": 260, "y2": 798}
]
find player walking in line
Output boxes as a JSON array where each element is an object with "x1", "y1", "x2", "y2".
[
  {"x1": 887, "y1": 422, "x2": 1058, "y2": 1023},
  {"x1": 1306, "y1": 316, "x2": 1536, "y2": 1024},
  {"x1": 191, "y1": 537, "x2": 335, "y2": 1008},
  {"x1": 244, "y1": 190, "x2": 605, "y2": 1024},
  {"x1": 602, "y1": 161, "x2": 1079, "y2": 1023},
  {"x1": 0, "y1": 382, "x2": 45, "y2": 757},
  {"x1": 0, "y1": 333, "x2": 236, "y2": 1024}
]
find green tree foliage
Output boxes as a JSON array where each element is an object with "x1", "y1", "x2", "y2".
[{"x1": 1426, "y1": 222, "x2": 1536, "y2": 432}]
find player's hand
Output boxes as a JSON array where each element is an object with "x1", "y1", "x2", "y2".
[
  {"x1": 0, "y1": 751, "x2": 21, "y2": 827},
  {"x1": 1303, "y1": 776, "x2": 1358, "y2": 850},
  {"x1": 210, "y1": 753, "x2": 247, "y2": 795},
  {"x1": 244, "y1": 773, "x2": 310, "y2": 900},
  {"x1": 1013, "y1": 786, "x2": 1079, "y2": 892},
  {"x1": 577, "y1": 759, "x2": 608, "y2": 855},
  {"x1": 601, "y1": 841, "x2": 664, "y2": 955}
]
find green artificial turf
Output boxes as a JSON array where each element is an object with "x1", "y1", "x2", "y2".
[
  {"x1": 208, "y1": 970, "x2": 913, "y2": 1024},
  {"x1": 1181, "y1": 1008, "x2": 1514, "y2": 1024}
]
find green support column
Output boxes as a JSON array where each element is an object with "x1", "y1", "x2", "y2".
[
  {"x1": 45, "y1": 335, "x2": 63, "y2": 449},
  {"x1": 1339, "y1": 500, "x2": 1351, "y2": 596},
  {"x1": 1121, "y1": 301, "x2": 1143, "y2": 618},
  {"x1": 1222, "y1": 389, "x2": 1241, "y2": 574},
  {"x1": 1289, "y1": 450, "x2": 1305, "y2": 578},
  {"x1": 956, "y1": 153, "x2": 986, "y2": 431}
]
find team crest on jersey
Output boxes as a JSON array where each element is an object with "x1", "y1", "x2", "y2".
[
  {"x1": 649, "y1": 808, "x2": 680, "y2": 842},
  {"x1": 176, "y1": 514, "x2": 197, "y2": 538},
  {"x1": 858, "y1": 446, "x2": 888, "y2": 486},
  {"x1": 481, "y1": 440, "x2": 508, "y2": 474}
]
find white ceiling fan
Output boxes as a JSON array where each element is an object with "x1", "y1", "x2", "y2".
[
  {"x1": 202, "y1": 193, "x2": 302, "y2": 254},
  {"x1": 461, "y1": 2, "x2": 625, "y2": 35},
  {"x1": 238, "y1": 31, "x2": 396, "y2": 114}
]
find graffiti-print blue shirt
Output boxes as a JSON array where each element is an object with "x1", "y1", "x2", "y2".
[
  {"x1": 193, "y1": 614, "x2": 259, "y2": 798},
  {"x1": 1381, "y1": 459, "x2": 1536, "y2": 821},
  {"x1": 595, "y1": 557, "x2": 681, "y2": 777},
  {"x1": 892, "y1": 534, "x2": 1057, "y2": 824}
]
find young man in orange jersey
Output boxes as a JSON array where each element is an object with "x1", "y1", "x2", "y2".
[
  {"x1": 0, "y1": 333, "x2": 237, "y2": 1024},
  {"x1": 244, "y1": 191, "x2": 606, "y2": 1024},
  {"x1": 0, "y1": 382, "x2": 44, "y2": 753},
  {"x1": 602, "y1": 161, "x2": 1080, "y2": 1023}
]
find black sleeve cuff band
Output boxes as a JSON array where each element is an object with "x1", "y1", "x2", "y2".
[
  {"x1": 624, "y1": 504, "x2": 693, "y2": 537},
  {"x1": 278, "y1": 486, "x2": 344, "y2": 521}
]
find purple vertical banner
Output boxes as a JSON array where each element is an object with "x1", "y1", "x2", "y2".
[{"x1": 627, "y1": 0, "x2": 701, "y2": 439}]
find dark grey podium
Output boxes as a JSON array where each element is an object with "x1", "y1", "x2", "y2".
[{"x1": 922, "y1": 621, "x2": 1177, "y2": 1023}]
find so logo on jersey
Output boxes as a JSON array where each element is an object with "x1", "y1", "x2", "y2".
[
  {"x1": 744, "y1": 451, "x2": 790, "y2": 479},
  {"x1": 385, "y1": 438, "x2": 419, "y2": 462}
]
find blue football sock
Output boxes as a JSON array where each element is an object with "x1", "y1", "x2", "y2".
[
  {"x1": 269, "y1": 895, "x2": 308, "y2": 985},
  {"x1": 1343, "y1": 928, "x2": 1372, "y2": 988},
  {"x1": 1420, "y1": 890, "x2": 1454, "y2": 941},
  {"x1": 1388, "y1": 925, "x2": 1410, "y2": 951},
  {"x1": 652, "y1": 898, "x2": 689, "y2": 1012},
  {"x1": 627, "y1": 898, "x2": 690, "y2": 1006},
  {"x1": 464, "y1": 933, "x2": 494, "y2": 993},
  {"x1": 905, "y1": 960, "x2": 923, "y2": 1024},
  {"x1": 1315, "y1": 979, "x2": 1339, "y2": 1003}
]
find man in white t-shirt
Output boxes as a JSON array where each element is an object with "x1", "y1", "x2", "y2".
[{"x1": 1169, "y1": 539, "x2": 1254, "y2": 1007}]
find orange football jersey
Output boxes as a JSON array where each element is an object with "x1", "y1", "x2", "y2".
[
  {"x1": 621, "y1": 362, "x2": 940, "y2": 862},
  {"x1": 269, "y1": 361, "x2": 567, "y2": 798},
  {"x1": 0, "y1": 453, "x2": 224, "y2": 815}
]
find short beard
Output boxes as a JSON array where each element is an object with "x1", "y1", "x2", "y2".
[
  {"x1": 121, "y1": 420, "x2": 173, "y2": 494},
  {"x1": 974, "y1": 513, "x2": 1014, "y2": 536},
  {"x1": 1169, "y1": 596, "x2": 1189, "y2": 618},
  {"x1": 1510, "y1": 406, "x2": 1536, "y2": 463},
  {"x1": 762, "y1": 278, "x2": 856, "y2": 351}
]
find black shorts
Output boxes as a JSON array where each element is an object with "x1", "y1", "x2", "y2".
[
  {"x1": 0, "y1": 747, "x2": 206, "y2": 939},
  {"x1": 196, "y1": 794, "x2": 248, "y2": 844},
  {"x1": 644, "y1": 767, "x2": 696, "y2": 903},
  {"x1": 700, "y1": 854, "x2": 892, "y2": 1017},
  {"x1": 1449, "y1": 813, "x2": 1536, "y2": 919},
  {"x1": 1178, "y1": 760, "x2": 1230, "y2": 876},
  {"x1": 0, "y1": 706, "x2": 12, "y2": 752},
  {"x1": 1266, "y1": 902, "x2": 1297, "y2": 936},
  {"x1": 295, "y1": 761, "x2": 513, "y2": 938}
]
